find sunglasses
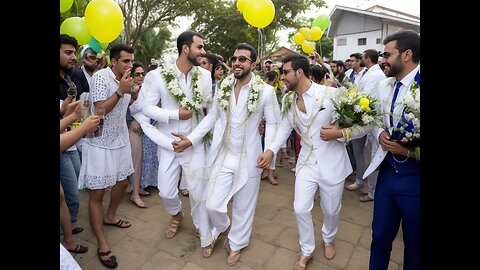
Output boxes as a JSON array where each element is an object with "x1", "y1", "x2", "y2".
[
  {"x1": 229, "y1": 55, "x2": 253, "y2": 63},
  {"x1": 86, "y1": 55, "x2": 98, "y2": 61},
  {"x1": 133, "y1": 72, "x2": 146, "y2": 77}
]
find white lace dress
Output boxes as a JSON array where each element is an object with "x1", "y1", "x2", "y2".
[{"x1": 78, "y1": 68, "x2": 134, "y2": 190}]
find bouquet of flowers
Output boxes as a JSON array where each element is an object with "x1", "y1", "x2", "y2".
[
  {"x1": 331, "y1": 86, "x2": 382, "y2": 140},
  {"x1": 390, "y1": 80, "x2": 420, "y2": 148}
]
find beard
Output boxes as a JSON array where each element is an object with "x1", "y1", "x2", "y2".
[
  {"x1": 233, "y1": 67, "x2": 250, "y2": 80},
  {"x1": 187, "y1": 52, "x2": 200, "y2": 66},
  {"x1": 385, "y1": 59, "x2": 402, "y2": 77}
]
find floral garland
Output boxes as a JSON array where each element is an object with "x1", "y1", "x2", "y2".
[
  {"x1": 281, "y1": 91, "x2": 295, "y2": 115},
  {"x1": 162, "y1": 66, "x2": 205, "y2": 120},
  {"x1": 216, "y1": 73, "x2": 263, "y2": 119}
]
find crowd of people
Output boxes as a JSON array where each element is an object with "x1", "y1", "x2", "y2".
[{"x1": 60, "y1": 29, "x2": 420, "y2": 270}]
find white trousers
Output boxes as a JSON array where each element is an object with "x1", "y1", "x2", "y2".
[
  {"x1": 206, "y1": 152, "x2": 260, "y2": 251},
  {"x1": 158, "y1": 151, "x2": 212, "y2": 247},
  {"x1": 294, "y1": 163, "x2": 344, "y2": 256}
]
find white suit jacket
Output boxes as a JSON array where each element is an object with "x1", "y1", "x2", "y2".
[
  {"x1": 130, "y1": 63, "x2": 212, "y2": 173},
  {"x1": 269, "y1": 83, "x2": 352, "y2": 184},
  {"x1": 363, "y1": 65, "x2": 420, "y2": 178},
  {"x1": 187, "y1": 73, "x2": 281, "y2": 178}
]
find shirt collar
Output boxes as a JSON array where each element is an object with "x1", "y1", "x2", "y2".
[
  {"x1": 399, "y1": 65, "x2": 420, "y2": 87},
  {"x1": 106, "y1": 67, "x2": 119, "y2": 83}
]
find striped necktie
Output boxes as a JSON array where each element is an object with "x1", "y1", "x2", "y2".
[{"x1": 389, "y1": 81, "x2": 402, "y2": 127}]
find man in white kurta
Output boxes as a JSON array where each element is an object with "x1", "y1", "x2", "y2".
[
  {"x1": 260, "y1": 54, "x2": 353, "y2": 269},
  {"x1": 129, "y1": 31, "x2": 214, "y2": 256},
  {"x1": 172, "y1": 43, "x2": 281, "y2": 266}
]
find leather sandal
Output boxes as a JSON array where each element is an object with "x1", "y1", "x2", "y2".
[
  {"x1": 165, "y1": 213, "x2": 183, "y2": 239},
  {"x1": 324, "y1": 242, "x2": 336, "y2": 260},
  {"x1": 293, "y1": 255, "x2": 313, "y2": 270},
  {"x1": 98, "y1": 250, "x2": 118, "y2": 269},
  {"x1": 224, "y1": 239, "x2": 241, "y2": 266},
  {"x1": 202, "y1": 239, "x2": 216, "y2": 258}
]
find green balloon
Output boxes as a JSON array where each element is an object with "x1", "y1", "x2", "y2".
[
  {"x1": 312, "y1": 14, "x2": 331, "y2": 31},
  {"x1": 60, "y1": 17, "x2": 92, "y2": 45},
  {"x1": 89, "y1": 37, "x2": 101, "y2": 53},
  {"x1": 60, "y1": 0, "x2": 74, "y2": 13},
  {"x1": 100, "y1": 42, "x2": 109, "y2": 51}
]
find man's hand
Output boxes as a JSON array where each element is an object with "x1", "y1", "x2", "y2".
[
  {"x1": 171, "y1": 132, "x2": 192, "y2": 152},
  {"x1": 119, "y1": 68, "x2": 133, "y2": 93},
  {"x1": 179, "y1": 107, "x2": 193, "y2": 120},
  {"x1": 257, "y1": 150, "x2": 274, "y2": 169},
  {"x1": 64, "y1": 100, "x2": 83, "y2": 119},
  {"x1": 80, "y1": 115, "x2": 100, "y2": 134},
  {"x1": 320, "y1": 123, "x2": 342, "y2": 141},
  {"x1": 379, "y1": 131, "x2": 407, "y2": 155}
]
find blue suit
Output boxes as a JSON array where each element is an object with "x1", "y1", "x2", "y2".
[{"x1": 364, "y1": 67, "x2": 420, "y2": 270}]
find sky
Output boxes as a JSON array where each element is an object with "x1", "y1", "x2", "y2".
[{"x1": 169, "y1": 0, "x2": 420, "y2": 53}]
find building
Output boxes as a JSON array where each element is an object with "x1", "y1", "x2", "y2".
[{"x1": 327, "y1": 5, "x2": 420, "y2": 61}]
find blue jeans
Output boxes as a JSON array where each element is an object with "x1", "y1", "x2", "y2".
[{"x1": 60, "y1": 150, "x2": 81, "y2": 223}]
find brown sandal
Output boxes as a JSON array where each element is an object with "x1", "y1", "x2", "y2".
[
  {"x1": 324, "y1": 242, "x2": 336, "y2": 260},
  {"x1": 165, "y1": 214, "x2": 183, "y2": 239},
  {"x1": 202, "y1": 239, "x2": 216, "y2": 258},
  {"x1": 224, "y1": 239, "x2": 241, "y2": 266},
  {"x1": 293, "y1": 255, "x2": 313, "y2": 270},
  {"x1": 98, "y1": 250, "x2": 118, "y2": 269}
]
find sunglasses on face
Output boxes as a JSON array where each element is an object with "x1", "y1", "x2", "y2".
[
  {"x1": 86, "y1": 55, "x2": 98, "y2": 61},
  {"x1": 133, "y1": 72, "x2": 146, "y2": 77},
  {"x1": 229, "y1": 55, "x2": 253, "y2": 63}
]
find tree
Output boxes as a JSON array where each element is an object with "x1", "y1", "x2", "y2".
[
  {"x1": 190, "y1": 0, "x2": 327, "y2": 59},
  {"x1": 133, "y1": 27, "x2": 172, "y2": 66}
]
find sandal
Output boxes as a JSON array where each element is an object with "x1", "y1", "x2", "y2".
[
  {"x1": 324, "y1": 242, "x2": 336, "y2": 260},
  {"x1": 66, "y1": 244, "x2": 89, "y2": 254},
  {"x1": 165, "y1": 214, "x2": 183, "y2": 239},
  {"x1": 103, "y1": 219, "x2": 132, "y2": 229},
  {"x1": 202, "y1": 239, "x2": 216, "y2": 258},
  {"x1": 293, "y1": 255, "x2": 313, "y2": 270},
  {"x1": 71, "y1": 226, "x2": 83, "y2": 235},
  {"x1": 98, "y1": 250, "x2": 118, "y2": 269},
  {"x1": 268, "y1": 178, "x2": 279, "y2": 186},
  {"x1": 224, "y1": 239, "x2": 241, "y2": 266}
]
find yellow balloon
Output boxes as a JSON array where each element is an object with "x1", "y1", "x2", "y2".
[
  {"x1": 293, "y1": 32, "x2": 305, "y2": 46},
  {"x1": 85, "y1": 0, "x2": 124, "y2": 43},
  {"x1": 302, "y1": 41, "x2": 315, "y2": 54},
  {"x1": 60, "y1": 17, "x2": 92, "y2": 45},
  {"x1": 298, "y1": 27, "x2": 310, "y2": 39},
  {"x1": 243, "y1": 0, "x2": 275, "y2": 29},
  {"x1": 236, "y1": 0, "x2": 251, "y2": 13},
  {"x1": 310, "y1": 26, "x2": 323, "y2": 41}
]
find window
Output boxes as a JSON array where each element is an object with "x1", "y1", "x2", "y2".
[
  {"x1": 337, "y1": 38, "x2": 346, "y2": 46},
  {"x1": 358, "y1": 38, "x2": 367, "y2": 46},
  {"x1": 376, "y1": 38, "x2": 381, "y2": 44}
]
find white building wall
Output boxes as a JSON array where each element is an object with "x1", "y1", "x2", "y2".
[{"x1": 333, "y1": 30, "x2": 382, "y2": 61}]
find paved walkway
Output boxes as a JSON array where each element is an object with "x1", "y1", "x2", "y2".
[{"x1": 71, "y1": 157, "x2": 404, "y2": 270}]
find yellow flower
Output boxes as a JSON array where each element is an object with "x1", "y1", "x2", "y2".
[
  {"x1": 348, "y1": 88, "x2": 357, "y2": 94},
  {"x1": 359, "y1": 97, "x2": 370, "y2": 112}
]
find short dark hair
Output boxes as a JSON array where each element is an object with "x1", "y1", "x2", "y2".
[
  {"x1": 265, "y1": 70, "x2": 277, "y2": 81},
  {"x1": 310, "y1": 64, "x2": 328, "y2": 83},
  {"x1": 363, "y1": 49, "x2": 379, "y2": 64},
  {"x1": 383, "y1": 30, "x2": 420, "y2": 63},
  {"x1": 177, "y1": 30, "x2": 203, "y2": 56},
  {"x1": 109, "y1": 44, "x2": 134, "y2": 61},
  {"x1": 331, "y1": 60, "x2": 345, "y2": 69},
  {"x1": 60, "y1": 34, "x2": 78, "y2": 49},
  {"x1": 282, "y1": 53, "x2": 310, "y2": 77},
  {"x1": 350, "y1": 53, "x2": 362, "y2": 60},
  {"x1": 131, "y1": 62, "x2": 145, "y2": 76},
  {"x1": 235, "y1": 43, "x2": 257, "y2": 63}
]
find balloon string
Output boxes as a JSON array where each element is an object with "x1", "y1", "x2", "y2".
[{"x1": 257, "y1": 28, "x2": 263, "y2": 61}]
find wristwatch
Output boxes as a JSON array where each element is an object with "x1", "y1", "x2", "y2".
[{"x1": 115, "y1": 89, "x2": 124, "y2": 98}]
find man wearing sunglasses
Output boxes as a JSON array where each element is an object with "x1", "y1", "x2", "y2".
[
  {"x1": 171, "y1": 43, "x2": 281, "y2": 266},
  {"x1": 130, "y1": 30, "x2": 215, "y2": 258},
  {"x1": 71, "y1": 46, "x2": 99, "y2": 98}
]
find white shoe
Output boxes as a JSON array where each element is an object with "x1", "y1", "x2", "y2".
[{"x1": 346, "y1": 182, "x2": 363, "y2": 191}]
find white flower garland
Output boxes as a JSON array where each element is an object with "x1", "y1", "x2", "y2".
[
  {"x1": 216, "y1": 73, "x2": 263, "y2": 119},
  {"x1": 161, "y1": 65, "x2": 205, "y2": 120}
]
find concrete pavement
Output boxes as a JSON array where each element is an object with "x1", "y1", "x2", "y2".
[{"x1": 70, "y1": 158, "x2": 404, "y2": 270}]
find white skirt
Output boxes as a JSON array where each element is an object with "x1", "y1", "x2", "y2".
[{"x1": 78, "y1": 142, "x2": 134, "y2": 190}]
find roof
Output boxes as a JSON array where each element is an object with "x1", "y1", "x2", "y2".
[{"x1": 327, "y1": 5, "x2": 420, "y2": 38}]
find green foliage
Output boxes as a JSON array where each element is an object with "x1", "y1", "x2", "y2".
[
  {"x1": 190, "y1": 0, "x2": 327, "y2": 59},
  {"x1": 132, "y1": 28, "x2": 172, "y2": 66}
]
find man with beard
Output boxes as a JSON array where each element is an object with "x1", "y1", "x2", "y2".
[
  {"x1": 129, "y1": 30, "x2": 215, "y2": 257},
  {"x1": 259, "y1": 54, "x2": 355, "y2": 269},
  {"x1": 71, "y1": 46, "x2": 99, "y2": 97},
  {"x1": 363, "y1": 30, "x2": 420, "y2": 270},
  {"x1": 171, "y1": 43, "x2": 281, "y2": 265}
]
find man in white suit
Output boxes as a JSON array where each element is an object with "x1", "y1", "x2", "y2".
[
  {"x1": 260, "y1": 54, "x2": 353, "y2": 269},
  {"x1": 129, "y1": 31, "x2": 215, "y2": 257},
  {"x1": 172, "y1": 43, "x2": 281, "y2": 266},
  {"x1": 345, "y1": 49, "x2": 386, "y2": 203}
]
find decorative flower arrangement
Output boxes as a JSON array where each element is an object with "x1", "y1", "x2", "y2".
[
  {"x1": 161, "y1": 65, "x2": 205, "y2": 120},
  {"x1": 216, "y1": 73, "x2": 264, "y2": 118},
  {"x1": 331, "y1": 86, "x2": 382, "y2": 141},
  {"x1": 390, "y1": 79, "x2": 420, "y2": 148}
]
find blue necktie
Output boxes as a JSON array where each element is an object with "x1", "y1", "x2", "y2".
[
  {"x1": 349, "y1": 70, "x2": 355, "y2": 83},
  {"x1": 389, "y1": 81, "x2": 402, "y2": 127}
]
